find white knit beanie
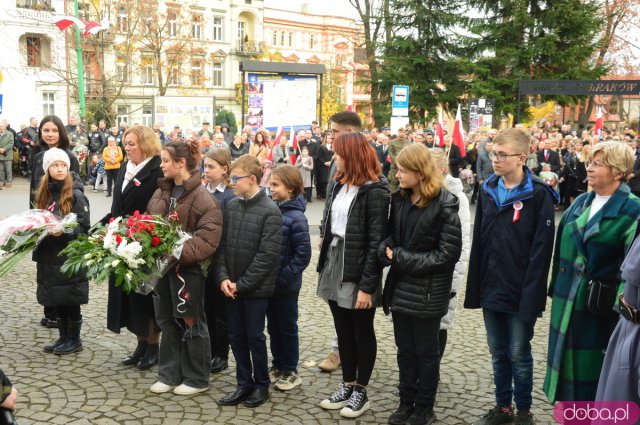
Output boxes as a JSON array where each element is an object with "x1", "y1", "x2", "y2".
[{"x1": 43, "y1": 147, "x2": 71, "y2": 173}]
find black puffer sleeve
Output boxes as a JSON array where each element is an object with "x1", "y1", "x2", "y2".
[{"x1": 359, "y1": 186, "x2": 390, "y2": 294}]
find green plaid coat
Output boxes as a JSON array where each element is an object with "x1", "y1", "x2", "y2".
[{"x1": 543, "y1": 184, "x2": 640, "y2": 403}]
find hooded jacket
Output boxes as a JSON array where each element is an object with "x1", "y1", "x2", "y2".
[
  {"x1": 317, "y1": 180, "x2": 390, "y2": 295},
  {"x1": 274, "y1": 195, "x2": 312, "y2": 297},
  {"x1": 214, "y1": 188, "x2": 283, "y2": 299},
  {"x1": 379, "y1": 188, "x2": 462, "y2": 318},
  {"x1": 465, "y1": 167, "x2": 558, "y2": 322},
  {"x1": 147, "y1": 173, "x2": 222, "y2": 266},
  {"x1": 34, "y1": 178, "x2": 90, "y2": 307}
]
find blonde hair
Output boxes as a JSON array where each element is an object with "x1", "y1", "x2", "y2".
[
  {"x1": 205, "y1": 147, "x2": 232, "y2": 185},
  {"x1": 428, "y1": 148, "x2": 450, "y2": 175},
  {"x1": 589, "y1": 141, "x2": 634, "y2": 179},
  {"x1": 122, "y1": 125, "x2": 162, "y2": 159},
  {"x1": 396, "y1": 144, "x2": 444, "y2": 208},
  {"x1": 36, "y1": 172, "x2": 74, "y2": 215},
  {"x1": 493, "y1": 128, "x2": 530, "y2": 154},
  {"x1": 230, "y1": 154, "x2": 263, "y2": 181}
]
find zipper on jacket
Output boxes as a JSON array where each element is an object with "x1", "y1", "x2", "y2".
[
  {"x1": 427, "y1": 279, "x2": 432, "y2": 301},
  {"x1": 340, "y1": 186, "x2": 361, "y2": 282}
]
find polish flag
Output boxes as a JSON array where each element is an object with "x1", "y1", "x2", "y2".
[
  {"x1": 55, "y1": 16, "x2": 86, "y2": 31},
  {"x1": 594, "y1": 106, "x2": 603, "y2": 139},
  {"x1": 83, "y1": 18, "x2": 109, "y2": 36},
  {"x1": 452, "y1": 104, "x2": 466, "y2": 157},
  {"x1": 437, "y1": 107, "x2": 445, "y2": 147},
  {"x1": 289, "y1": 127, "x2": 298, "y2": 164},
  {"x1": 268, "y1": 126, "x2": 284, "y2": 162}
]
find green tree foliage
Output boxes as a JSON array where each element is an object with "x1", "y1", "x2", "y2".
[
  {"x1": 380, "y1": 0, "x2": 471, "y2": 124},
  {"x1": 467, "y1": 0, "x2": 606, "y2": 122},
  {"x1": 216, "y1": 110, "x2": 238, "y2": 135}
]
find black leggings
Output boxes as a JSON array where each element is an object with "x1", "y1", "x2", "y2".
[
  {"x1": 106, "y1": 169, "x2": 119, "y2": 194},
  {"x1": 57, "y1": 305, "x2": 81, "y2": 321},
  {"x1": 329, "y1": 300, "x2": 377, "y2": 386}
]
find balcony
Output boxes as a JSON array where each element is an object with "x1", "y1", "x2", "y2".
[
  {"x1": 16, "y1": 0, "x2": 54, "y2": 11},
  {"x1": 232, "y1": 41, "x2": 264, "y2": 57}
]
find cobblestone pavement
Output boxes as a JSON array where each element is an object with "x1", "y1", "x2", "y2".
[{"x1": 0, "y1": 181, "x2": 559, "y2": 424}]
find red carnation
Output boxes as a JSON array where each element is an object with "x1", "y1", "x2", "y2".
[
  {"x1": 109, "y1": 217, "x2": 115, "y2": 223},
  {"x1": 115, "y1": 234, "x2": 123, "y2": 245},
  {"x1": 151, "y1": 236, "x2": 161, "y2": 247}
]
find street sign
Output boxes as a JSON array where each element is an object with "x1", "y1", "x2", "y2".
[
  {"x1": 0, "y1": 94, "x2": 3, "y2": 114},
  {"x1": 392, "y1": 85, "x2": 409, "y2": 117}
]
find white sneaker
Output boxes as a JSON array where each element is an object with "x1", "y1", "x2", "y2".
[
  {"x1": 173, "y1": 383, "x2": 209, "y2": 395},
  {"x1": 149, "y1": 381, "x2": 176, "y2": 394},
  {"x1": 319, "y1": 383, "x2": 353, "y2": 410},
  {"x1": 275, "y1": 372, "x2": 302, "y2": 391}
]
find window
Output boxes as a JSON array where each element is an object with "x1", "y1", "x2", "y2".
[
  {"x1": 212, "y1": 62, "x2": 223, "y2": 87},
  {"x1": 16, "y1": 0, "x2": 54, "y2": 11},
  {"x1": 309, "y1": 34, "x2": 315, "y2": 49},
  {"x1": 143, "y1": 65, "x2": 153, "y2": 85},
  {"x1": 288, "y1": 32, "x2": 293, "y2": 47},
  {"x1": 26, "y1": 36, "x2": 42, "y2": 66},
  {"x1": 117, "y1": 106, "x2": 128, "y2": 125},
  {"x1": 245, "y1": 0, "x2": 252, "y2": 4},
  {"x1": 237, "y1": 21, "x2": 246, "y2": 48},
  {"x1": 168, "y1": 66, "x2": 179, "y2": 86},
  {"x1": 42, "y1": 92, "x2": 55, "y2": 116},
  {"x1": 272, "y1": 29, "x2": 277, "y2": 46},
  {"x1": 191, "y1": 59, "x2": 203, "y2": 86},
  {"x1": 213, "y1": 17, "x2": 223, "y2": 41},
  {"x1": 116, "y1": 58, "x2": 128, "y2": 83},
  {"x1": 117, "y1": 7, "x2": 127, "y2": 33},
  {"x1": 168, "y1": 12, "x2": 177, "y2": 37},
  {"x1": 142, "y1": 106, "x2": 153, "y2": 127},
  {"x1": 192, "y1": 14, "x2": 202, "y2": 40}
]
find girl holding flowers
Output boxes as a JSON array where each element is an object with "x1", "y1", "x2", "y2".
[
  {"x1": 34, "y1": 147, "x2": 90, "y2": 355},
  {"x1": 146, "y1": 140, "x2": 223, "y2": 396}
]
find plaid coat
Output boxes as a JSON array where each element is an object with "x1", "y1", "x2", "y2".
[{"x1": 543, "y1": 184, "x2": 640, "y2": 403}]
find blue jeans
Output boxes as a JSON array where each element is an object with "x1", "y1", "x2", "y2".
[
  {"x1": 227, "y1": 298, "x2": 270, "y2": 390},
  {"x1": 483, "y1": 309, "x2": 535, "y2": 412},
  {"x1": 267, "y1": 296, "x2": 299, "y2": 373}
]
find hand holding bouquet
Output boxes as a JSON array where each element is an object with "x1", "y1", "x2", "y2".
[
  {"x1": 61, "y1": 210, "x2": 191, "y2": 294},
  {"x1": 0, "y1": 210, "x2": 78, "y2": 277}
]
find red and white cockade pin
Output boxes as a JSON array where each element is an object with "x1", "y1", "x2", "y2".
[
  {"x1": 133, "y1": 178, "x2": 141, "y2": 187},
  {"x1": 512, "y1": 201, "x2": 523, "y2": 222}
]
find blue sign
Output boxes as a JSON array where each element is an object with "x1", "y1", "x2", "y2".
[
  {"x1": 392, "y1": 85, "x2": 409, "y2": 116},
  {"x1": 0, "y1": 94, "x2": 3, "y2": 114}
]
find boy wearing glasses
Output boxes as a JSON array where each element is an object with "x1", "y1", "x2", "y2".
[
  {"x1": 465, "y1": 129, "x2": 557, "y2": 425},
  {"x1": 215, "y1": 155, "x2": 283, "y2": 408}
]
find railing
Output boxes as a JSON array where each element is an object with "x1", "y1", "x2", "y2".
[
  {"x1": 16, "y1": 0, "x2": 55, "y2": 12},
  {"x1": 232, "y1": 41, "x2": 264, "y2": 56}
]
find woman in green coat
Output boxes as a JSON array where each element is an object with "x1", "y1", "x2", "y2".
[{"x1": 544, "y1": 141, "x2": 640, "y2": 403}]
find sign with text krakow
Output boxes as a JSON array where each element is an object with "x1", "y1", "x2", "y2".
[
  {"x1": 392, "y1": 85, "x2": 409, "y2": 116},
  {"x1": 520, "y1": 80, "x2": 640, "y2": 96}
]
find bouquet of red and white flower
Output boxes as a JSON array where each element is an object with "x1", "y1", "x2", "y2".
[
  {"x1": 61, "y1": 210, "x2": 192, "y2": 294},
  {"x1": 0, "y1": 209, "x2": 78, "y2": 277}
]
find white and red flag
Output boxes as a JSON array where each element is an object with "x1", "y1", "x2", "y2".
[
  {"x1": 289, "y1": 127, "x2": 298, "y2": 164},
  {"x1": 452, "y1": 104, "x2": 466, "y2": 157},
  {"x1": 54, "y1": 16, "x2": 86, "y2": 31},
  {"x1": 594, "y1": 106, "x2": 604, "y2": 139},
  {"x1": 437, "y1": 107, "x2": 445, "y2": 147}
]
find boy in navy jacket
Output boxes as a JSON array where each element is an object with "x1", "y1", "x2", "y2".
[{"x1": 464, "y1": 128, "x2": 557, "y2": 425}]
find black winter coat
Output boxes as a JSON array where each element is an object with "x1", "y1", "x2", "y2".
[
  {"x1": 275, "y1": 195, "x2": 312, "y2": 297},
  {"x1": 317, "y1": 181, "x2": 390, "y2": 295},
  {"x1": 34, "y1": 179, "x2": 90, "y2": 307},
  {"x1": 214, "y1": 189, "x2": 283, "y2": 299},
  {"x1": 379, "y1": 190, "x2": 462, "y2": 318}
]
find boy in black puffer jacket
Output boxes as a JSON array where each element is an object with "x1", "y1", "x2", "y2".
[{"x1": 215, "y1": 155, "x2": 282, "y2": 409}]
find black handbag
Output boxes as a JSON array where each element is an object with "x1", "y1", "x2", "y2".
[
  {"x1": 0, "y1": 408, "x2": 17, "y2": 425},
  {"x1": 586, "y1": 279, "x2": 618, "y2": 317}
]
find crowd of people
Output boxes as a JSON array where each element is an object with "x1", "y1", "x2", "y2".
[{"x1": 2, "y1": 109, "x2": 640, "y2": 425}]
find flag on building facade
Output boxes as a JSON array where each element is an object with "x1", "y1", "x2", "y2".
[{"x1": 54, "y1": 16, "x2": 86, "y2": 31}]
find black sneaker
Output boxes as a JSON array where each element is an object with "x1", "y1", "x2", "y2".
[
  {"x1": 339, "y1": 385, "x2": 370, "y2": 418},
  {"x1": 514, "y1": 411, "x2": 535, "y2": 425},
  {"x1": 388, "y1": 399, "x2": 414, "y2": 424},
  {"x1": 407, "y1": 405, "x2": 436, "y2": 425},
  {"x1": 473, "y1": 406, "x2": 514, "y2": 425},
  {"x1": 319, "y1": 383, "x2": 353, "y2": 410}
]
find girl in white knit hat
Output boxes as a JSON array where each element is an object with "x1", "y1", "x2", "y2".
[{"x1": 33, "y1": 147, "x2": 91, "y2": 355}]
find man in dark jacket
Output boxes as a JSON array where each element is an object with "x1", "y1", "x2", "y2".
[
  {"x1": 535, "y1": 140, "x2": 561, "y2": 175},
  {"x1": 465, "y1": 129, "x2": 557, "y2": 425},
  {"x1": 216, "y1": 155, "x2": 282, "y2": 408},
  {"x1": 376, "y1": 133, "x2": 391, "y2": 177}
]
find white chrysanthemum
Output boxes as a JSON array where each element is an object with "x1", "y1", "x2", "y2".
[
  {"x1": 103, "y1": 233, "x2": 118, "y2": 253},
  {"x1": 116, "y1": 240, "x2": 145, "y2": 269}
]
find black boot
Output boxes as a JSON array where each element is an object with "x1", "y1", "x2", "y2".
[
  {"x1": 43, "y1": 318, "x2": 67, "y2": 353},
  {"x1": 54, "y1": 318, "x2": 83, "y2": 355},
  {"x1": 122, "y1": 341, "x2": 148, "y2": 366},
  {"x1": 388, "y1": 399, "x2": 414, "y2": 424},
  {"x1": 137, "y1": 343, "x2": 159, "y2": 370}
]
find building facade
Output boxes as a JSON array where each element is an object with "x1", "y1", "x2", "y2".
[
  {"x1": 263, "y1": 3, "x2": 371, "y2": 124},
  {"x1": 0, "y1": 0, "x2": 69, "y2": 127}
]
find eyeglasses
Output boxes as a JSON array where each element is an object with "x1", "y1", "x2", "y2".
[
  {"x1": 488, "y1": 151, "x2": 522, "y2": 162},
  {"x1": 230, "y1": 175, "x2": 251, "y2": 184},
  {"x1": 586, "y1": 160, "x2": 605, "y2": 168}
]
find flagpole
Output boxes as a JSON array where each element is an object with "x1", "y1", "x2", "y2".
[{"x1": 74, "y1": 0, "x2": 86, "y2": 119}]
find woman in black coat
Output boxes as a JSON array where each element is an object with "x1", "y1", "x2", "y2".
[
  {"x1": 29, "y1": 115, "x2": 81, "y2": 328},
  {"x1": 315, "y1": 132, "x2": 334, "y2": 199},
  {"x1": 102, "y1": 125, "x2": 164, "y2": 370},
  {"x1": 379, "y1": 144, "x2": 462, "y2": 425}
]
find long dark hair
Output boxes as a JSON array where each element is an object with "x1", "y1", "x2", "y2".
[
  {"x1": 163, "y1": 140, "x2": 201, "y2": 173},
  {"x1": 38, "y1": 115, "x2": 70, "y2": 149}
]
